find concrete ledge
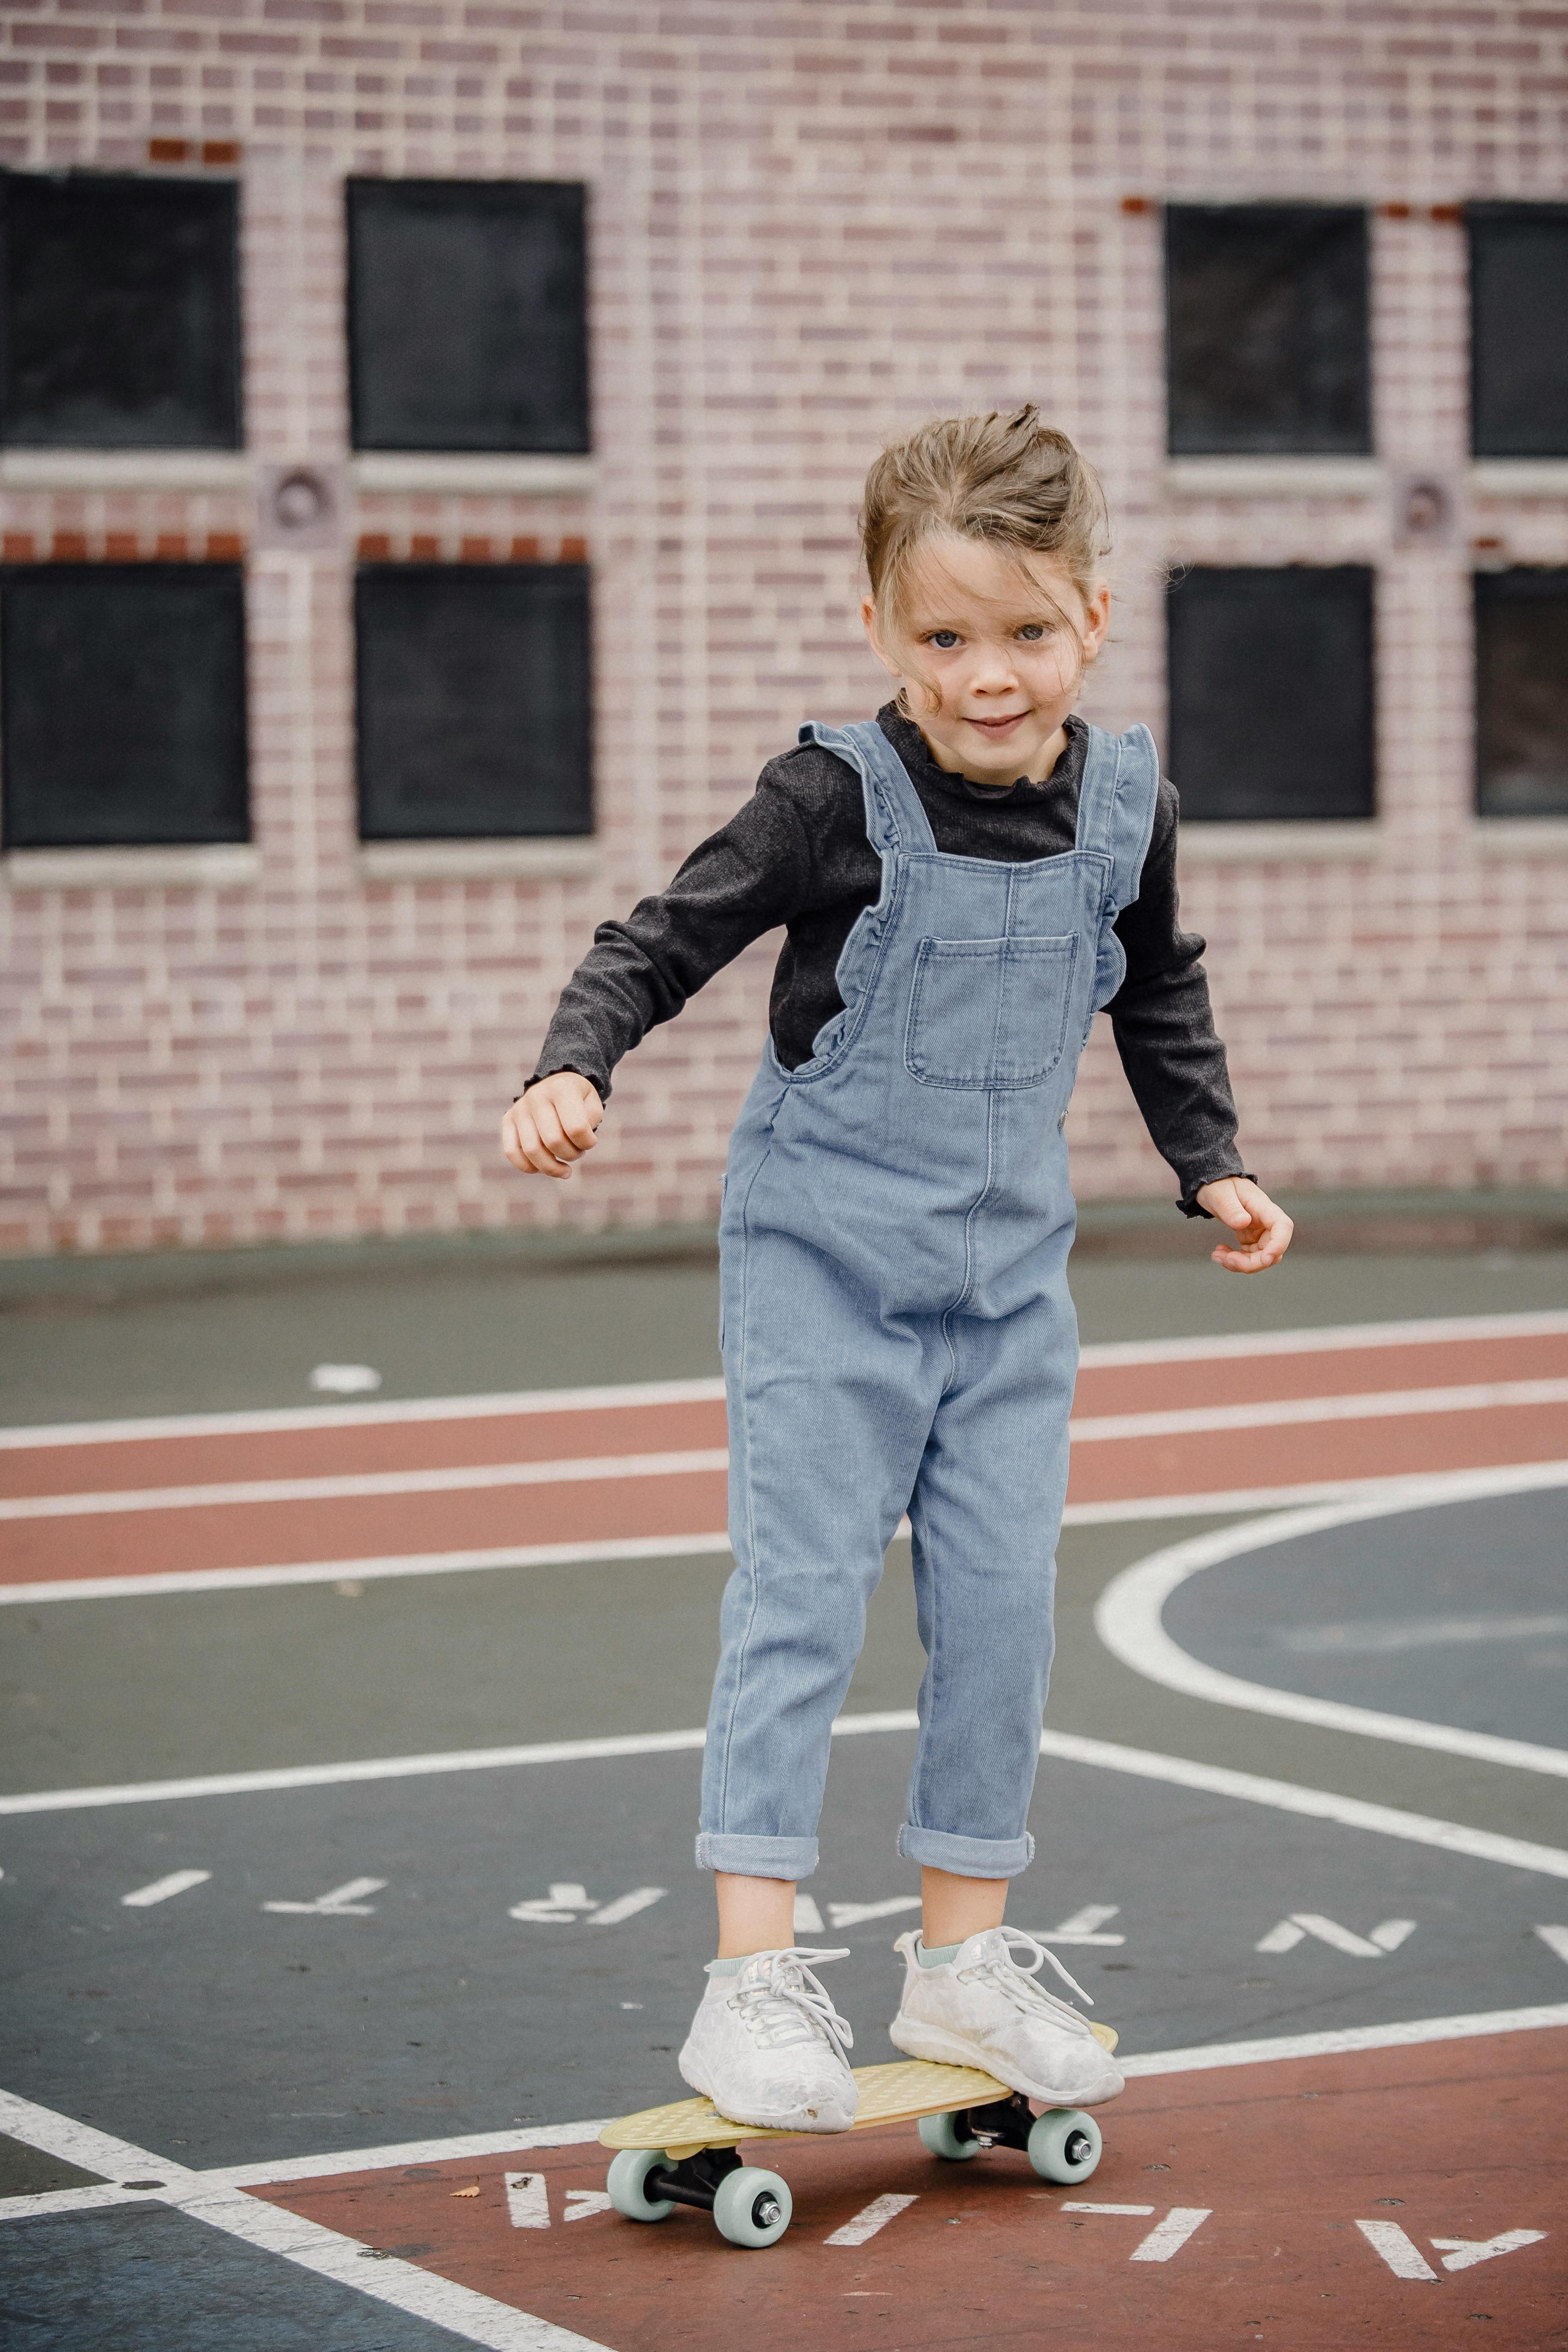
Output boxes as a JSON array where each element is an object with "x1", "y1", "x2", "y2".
[
  {"x1": 349, "y1": 454, "x2": 596, "y2": 495},
  {"x1": 1164, "y1": 457, "x2": 1384, "y2": 496},
  {"x1": 1469, "y1": 459, "x2": 1568, "y2": 497},
  {"x1": 1178, "y1": 820, "x2": 1383, "y2": 863},
  {"x1": 0, "y1": 450, "x2": 252, "y2": 492},
  {"x1": 1470, "y1": 816, "x2": 1568, "y2": 854},
  {"x1": 2, "y1": 843, "x2": 259, "y2": 888},
  {"x1": 356, "y1": 837, "x2": 599, "y2": 882}
]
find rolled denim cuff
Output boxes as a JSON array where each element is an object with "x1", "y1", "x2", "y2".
[
  {"x1": 695, "y1": 1831, "x2": 819, "y2": 1879},
  {"x1": 897, "y1": 1823, "x2": 1035, "y2": 1878}
]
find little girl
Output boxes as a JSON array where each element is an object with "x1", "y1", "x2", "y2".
[{"x1": 503, "y1": 408, "x2": 1292, "y2": 2135}]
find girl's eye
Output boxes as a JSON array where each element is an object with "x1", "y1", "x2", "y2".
[
  {"x1": 927, "y1": 630, "x2": 960, "y2": 650},
  {"x1": 1017, "y1": 623, "x2": 1047, "y2": 641}
]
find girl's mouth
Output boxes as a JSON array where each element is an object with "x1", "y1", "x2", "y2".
[{"x1": 965, "y1": 711, "x2": 1029, "y2": 737}]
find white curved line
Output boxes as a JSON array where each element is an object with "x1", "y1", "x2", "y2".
[{"x1": 1093, "y1": 1459, "x2": 1568, "y2": 1778}]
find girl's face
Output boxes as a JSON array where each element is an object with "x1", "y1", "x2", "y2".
[{"x1": 862, "y1": 532, "x2": 1110, "y2": 785}]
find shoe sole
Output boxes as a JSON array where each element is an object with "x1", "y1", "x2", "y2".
[{"x1": 887, "y1": 2016, "x2": 1123, "y2": 2107}]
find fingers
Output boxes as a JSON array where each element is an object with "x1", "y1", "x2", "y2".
[
  {"x1": 1209, "y1": 1185, "x2": 1294, "y2": 1274},
  {"x1": 500, "y1": 1077, "x2": 605, "y2": 1178}
]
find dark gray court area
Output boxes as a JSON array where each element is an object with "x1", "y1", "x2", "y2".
[
  {"x1": 1165, "y1": 1489, "x2": 1568, "y2": 1748},
  {"x1": 0, "y1": 2205, "x2": 468, "y2": 2352},
  {"x1": 2, "y1": 1732, "x2": 1562, "y2": 2175}
]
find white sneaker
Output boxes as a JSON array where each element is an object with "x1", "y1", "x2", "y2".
[
  {"x1": 888, "y1": 1927, "x2": 1123, "y2": 2107},
  {"x1": 678, "y1": 1945, "x2": 859, "y2": 2132}
]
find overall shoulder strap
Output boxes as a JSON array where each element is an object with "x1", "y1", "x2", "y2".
[
  {"x1": 1074, "y1": 722, "x2": 1161, "y2": 913},
  {"x1": 798, "y1": 718, "x2": 938, "y2": 858}
]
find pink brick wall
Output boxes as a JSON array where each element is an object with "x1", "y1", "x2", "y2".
[{"x1": 2, "y1": 0, "x2": 1566, "y2": 1255}]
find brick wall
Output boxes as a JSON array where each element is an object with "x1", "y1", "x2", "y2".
[{"x1": 2, "y1": 0, "x2": 1566, "y2": 1255}]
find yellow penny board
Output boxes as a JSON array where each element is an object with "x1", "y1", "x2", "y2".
[{"x1": 600, "y1": 2025, "x2": 1118, "y2": 2165}]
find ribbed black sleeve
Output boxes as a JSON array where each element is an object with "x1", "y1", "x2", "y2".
[{"x1": 530, "y1": 709, "x2": 1247, "y2": 1214}]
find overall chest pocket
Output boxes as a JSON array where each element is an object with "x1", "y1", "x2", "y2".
[{"x1": 904, "y1": 933, "x2": 1079, "y2": 1091}]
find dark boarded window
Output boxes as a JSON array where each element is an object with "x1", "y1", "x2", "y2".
[
  {"x1": 1, "y1": 565, "x2": 248, "y2": 847},
  {"x1": 1475, "y1": 570, "x2": 1568, "y2": 816},
  {"x1": 347, "y1": 180, "x2": 588, "y2": 453},
  {"x1": 1470, "y1": 204, "x2": 1568, "y2": 457},
  {"x1": 0, "y1": 172, "x2": 240, "y2": 449},
  {"x1": 1166, "y1": 205, "x2": 1370, "y2": 457},
  {"x1": 355, "y1": 564, "x2": 592, "y2": 839},
  {"x1": 1167, "y1": 566, "x2": 1376, "y2": 822}
]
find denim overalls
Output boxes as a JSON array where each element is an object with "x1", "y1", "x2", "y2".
[{"x1": 697, "y1": 717, "x2": 1160, "y2": 1883}]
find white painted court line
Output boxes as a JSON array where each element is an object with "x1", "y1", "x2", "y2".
[
  {"x1": 8, "y1": 1310, "x2": 1567, "y2": 1452},
  {"x1": 0, "y1": 2087, "x2": 612, "y2": 2352},
  {"x1": 1117, "y1": 2000, "x2": 1568, "y2": 2077},
  {"x1": 4, "y1": 2005, "x2": 1565, "y2": 2231},
  {"x1": 13, "y1": 1377, "x2": 1568, "y2": 1524},
  {"x1": 12, "y1": 1458, "x2": 1568, "y2": 1608},
  {"x1": 0, "y1": 1530, "x2": 738, "y2": 1608},
  {"x1": 0, "y1": 1447, "x2": 730, "y2": 1522},
  {"x1": 1094, "y1": 1460, "x2": 1568, "y2": 1779},
  {"x1": 0, "y1": 1377, "x2": 729, "y2": 1451},
  {"x1": 5, "y1": 1705, "x2": 1568, "y2": 1886}
]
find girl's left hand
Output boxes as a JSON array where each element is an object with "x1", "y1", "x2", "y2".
[{"x1": 1193, "y1": 1176, "x2": 1293, "y2": 1273}]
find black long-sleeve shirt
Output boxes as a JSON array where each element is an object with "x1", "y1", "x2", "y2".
[{"x1": 532, "y1": 706, "x2": 1247, "y2": 1214}]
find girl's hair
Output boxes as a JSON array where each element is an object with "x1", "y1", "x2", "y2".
[{"x1": 859, "y1": 405, "x2": 1110, "y2": 650}]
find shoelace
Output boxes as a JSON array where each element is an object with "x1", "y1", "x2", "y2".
[
  {"x1": 955, "y1": 1927, "x2": 1095, "y2": 2020},
  {"x1": 726, "y1": 1946, "x2": 855, "y2": 2055}
]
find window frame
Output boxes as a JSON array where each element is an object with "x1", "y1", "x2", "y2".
[
  {"x1": 345, "y1": 177, "x2": 590, "y2": 457},
  {"x1": 1164, "y1": 201, "x2": 1372, "y2": 461},
  {"x1": 1468, "y1": 201, "x2": 1568, "y2": 460},
  {"x1": 0, "y1": 167, "x2": 243, "y2": 453},
  {"x1": 1165, "y1": 561, "x2": 1378, "y2": 826}
]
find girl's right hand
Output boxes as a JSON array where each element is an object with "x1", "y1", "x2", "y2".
[{"x1": 501, "y1": 1072, "x2": 604, "y2": 1178}]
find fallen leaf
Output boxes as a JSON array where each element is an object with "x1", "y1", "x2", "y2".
[{"x1": 450, "y1": 2183, "x2": 481, "y2": 2199}]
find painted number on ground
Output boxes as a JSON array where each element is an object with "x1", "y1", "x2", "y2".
[
  {"x1": 506, "y1": 1882, "x2": 666, "y2": 1926},
  {"x1": 1255, "y1": 1914, "x2": 1416, "y2": 1956},
  {"x1": 1357, "y1": 2219, "x2": 1548, "y2": 2278},
  {"x1": 1062, "y1": 2203, "x2": 1212, "y2": 2260}
]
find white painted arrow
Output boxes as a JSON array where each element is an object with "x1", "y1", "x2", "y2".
[
  {"x1": 1432, "y1": 2229, "x2": 1546, "y2": 2272},
  {"x1": 506, "y1": 1884, "x2": 666, "y2": 1926},
  {"x1": 564, "y1": 2191, "x2": 615, "y2": 2223},
  {"x1": 1535, "y1": 1924, "x2": 1568, "y2": 1963}
]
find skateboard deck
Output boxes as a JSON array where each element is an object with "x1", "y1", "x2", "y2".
[{"x1": 601, "y1": 2024, "x2": 1119, "y2": 2160}]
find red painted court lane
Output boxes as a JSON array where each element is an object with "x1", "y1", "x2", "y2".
[
  {"x1": 250, "y1": 2029, "x2": 1565, "y2": 2352},
  {"x1": 4, "y1": 1317, "x2": 1568, "y2": 1591}
]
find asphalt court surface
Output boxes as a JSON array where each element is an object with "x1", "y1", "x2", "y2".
[
  {"x1": 4, "y1": 1735, "x2": 1568, "y2": 2170},
  {"x1": 2, "y1": 1238, "x2": 1566, "y2": 2348},
  {"x1": 1166, "y1": 1488, "x2": 1566, "y2": 1746}
]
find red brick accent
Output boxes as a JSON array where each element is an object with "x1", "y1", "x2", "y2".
[
  {"x1": 559, "y1": 534, "x2": 586, "y2": 563},
  {"x1": 508, "y1": 535, "x2": 539, "y2": 562},
  {"x1": 104, "y1": 532, "x2": 140, "y2": 560},
  {"x1": 49, "y1": 530, "x2": 88, "y2": 561},
  {"x1": 2, "y1": 532, "x2": 36, "y2": 562},
  {"x1": 357, "y1": 532, "x2": 393, "y2": 561},
  {"x1": 458, "y1": 534, "x2": 492, "y2": 561},
  {"x1": 205, "y1": 532, "x2": 245, "y2": 562},
  {"x1": 409, "y1": 534, "x2": 440, "y2": 560},
  {"x1": 147, "y1": 135, "x2": 190, "y2": 160},
  {"x1": 154, "y1": 532, "x2": 190, "y2": 560}
]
